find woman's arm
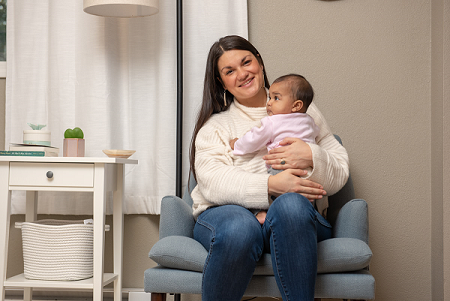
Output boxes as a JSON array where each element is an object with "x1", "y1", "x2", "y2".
[{"x1": 263, "y1": 103, "x2": 349, "y2": 196}]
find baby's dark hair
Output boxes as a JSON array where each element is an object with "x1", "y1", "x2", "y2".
[{"x1": 272, "y1": 74, "x2": 314, "y2": 110}]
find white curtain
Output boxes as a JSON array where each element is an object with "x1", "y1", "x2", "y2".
[{"x1": 6, "y1": 0, "x2": 248, "y2": 215}]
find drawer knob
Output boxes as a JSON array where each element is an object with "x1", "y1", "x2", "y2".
[{"x1": 46, "y1": 171, "x2": 54, "y2": 179}]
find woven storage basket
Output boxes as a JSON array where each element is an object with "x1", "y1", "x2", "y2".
[{"x1": 18, "y1": 219, "x2": 95, "y2": 281}]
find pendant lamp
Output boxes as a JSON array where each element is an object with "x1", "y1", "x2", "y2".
[{"x1": 83, "y1": 0, "x2": 159, "y2": 18}]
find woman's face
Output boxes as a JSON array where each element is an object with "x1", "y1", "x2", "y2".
[{"x1": 217, "y1": 49, "x2": 266, "y2": 106}]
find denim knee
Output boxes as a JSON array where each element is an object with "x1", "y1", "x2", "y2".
[
  {"x1": 217, "y1": 223, "x2": 263, "y2": 262},
  {"x1": 266, "y1": 193, "x2": 316, "y2": 227},
  {"x1": 195, "y1": 205, "x2": 264, "y2": 262}
]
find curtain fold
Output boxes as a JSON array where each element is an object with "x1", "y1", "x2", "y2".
[{"x1": 6, "y1": 0, "x2": 247, "y2": 215}]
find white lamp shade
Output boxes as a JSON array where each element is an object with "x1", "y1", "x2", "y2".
[{"x1": 83, "y1": 0, "x2": 159, "y2": 17}]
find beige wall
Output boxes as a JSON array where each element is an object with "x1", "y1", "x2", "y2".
[
  {"x1": 444, "y1": 0, "x2": 450, "y2": 298},
  {"x1": 3, "y1": 0, "x2": 450, "y2": 300},
  {"x1": 436, "y1": 0, "x2": 450, "y2": 299}
]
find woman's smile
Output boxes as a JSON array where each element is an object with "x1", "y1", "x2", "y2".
[{"x1": 239, "y1": 77, "x2": 254, "y2": 87}]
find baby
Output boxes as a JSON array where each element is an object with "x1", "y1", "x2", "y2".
[{"x1": 230, "y1": 73, "x2": 319, "y2": 224}]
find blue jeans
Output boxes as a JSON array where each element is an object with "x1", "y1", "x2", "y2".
[{"x1": 194, "y1": 193, "x2": 332, "y2": 301}]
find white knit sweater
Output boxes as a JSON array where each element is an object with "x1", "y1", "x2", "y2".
[{"x1": 191, "y1": 99, "x2": 349, "y2": 218}]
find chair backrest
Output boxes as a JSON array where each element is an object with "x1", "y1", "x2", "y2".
[
  {"x1": 326, "y1": 135, "x2": 355, "y2": 228},
  {"x1": 182, "y1": 173, "x2": 196, "y2": 208},
  {"x1": 326, "y1": 172, "x2": 355, "y2": 228},
  {"x1": 182, "y1": 135, "x2": 354, "y2": 228}
]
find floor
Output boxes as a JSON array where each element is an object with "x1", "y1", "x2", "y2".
[{"x1": 5, "y1": 291, "x2": 338, "y2": 301}]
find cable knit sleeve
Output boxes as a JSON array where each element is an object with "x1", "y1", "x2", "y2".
[
  {"x1": 305, "y1": 103, "x2": 349, "y2": 196},
  {"x1": 193, "y1": 115, "x2": 271, "y2": 212}
]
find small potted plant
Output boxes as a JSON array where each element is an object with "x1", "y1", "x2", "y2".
[{"x1": 63, "y1": 127, "x2": 85, "y2": 157}]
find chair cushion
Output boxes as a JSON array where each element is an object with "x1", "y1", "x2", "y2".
[
  {"x1": 317, "y1": 238, "x2": 372, "y2": 273},
  {"x1": 149, "y1": 236, "x2": 372, "y2": 274},
  {"x1": 149, "y1": 236, "x2": 207, "y2": 272}
]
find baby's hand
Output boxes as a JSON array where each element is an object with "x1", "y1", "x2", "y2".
[{"x1": 229, "y1": 138, "x2": 238, "y2": 150}]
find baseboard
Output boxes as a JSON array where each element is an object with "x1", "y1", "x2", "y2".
[{"x1": 128, "y1": 291, "x2": 151, "y2": 301}]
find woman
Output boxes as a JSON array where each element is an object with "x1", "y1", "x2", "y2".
[{"x1": 189, "y1": 35, "x2": 349, "y2": 301}]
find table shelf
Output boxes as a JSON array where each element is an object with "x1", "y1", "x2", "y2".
[{"x1": 5, "y1": 273, "x2": 117, "y2": 290}]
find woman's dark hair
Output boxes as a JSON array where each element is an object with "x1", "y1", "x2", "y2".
[
  {"x1": 189, "y1": 35, "x2": 270, "y2": 181},
  {"x1": 273, "y1": 74, "x2": 314, "y2": 110}
]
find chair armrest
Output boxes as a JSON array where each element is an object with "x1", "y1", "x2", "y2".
[
  {"x1": 333, "y1": 199, "x2": 369, "y2": 244},
  {"x1": 159, "y1": 195, "x2": 195, "y2": 239}
]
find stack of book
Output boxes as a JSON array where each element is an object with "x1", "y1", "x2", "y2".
[{"x1": 0, "y1": 144, "x2": 60, "y2": 157}]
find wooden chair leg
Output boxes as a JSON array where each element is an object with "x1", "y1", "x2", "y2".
[{"x1": 151, "y1": 293, "x2": 166, "y2": 301}]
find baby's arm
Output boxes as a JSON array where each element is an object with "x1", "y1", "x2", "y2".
[{"x1": 233, "y1": 117, "x2": 273, "y2": 155}]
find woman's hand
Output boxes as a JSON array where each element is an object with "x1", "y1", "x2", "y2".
[
  {"x1": 263, "y1": 138, "x2": 313, "y2": 170},
  {"x1": 268, "y1": 169, "x2": 326, "y2": 202}
]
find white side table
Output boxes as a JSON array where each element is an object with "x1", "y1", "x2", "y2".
[{"x1": 0, "y1": 157, "x2": 138, "y2": 301}]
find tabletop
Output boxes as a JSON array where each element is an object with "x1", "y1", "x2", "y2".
[{"x1": 0, "y1": 156, "x2": 138, "y2": 164}]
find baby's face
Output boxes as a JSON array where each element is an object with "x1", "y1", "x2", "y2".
[{"x1": 266, "y1": 81, "x2": 296, "y2": 116}]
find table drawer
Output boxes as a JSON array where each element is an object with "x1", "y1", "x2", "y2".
[{"x1": 9, "y1": 162, "x2": 94, "y2": 188}]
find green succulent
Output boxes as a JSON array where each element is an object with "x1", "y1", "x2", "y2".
[{"x1": 64, "y1": 127, "x2": 84, "y2": 139}]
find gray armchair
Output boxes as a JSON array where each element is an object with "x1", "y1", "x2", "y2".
[{"x1": 144, "y1": 136, "x2": 375, "y2": 301}]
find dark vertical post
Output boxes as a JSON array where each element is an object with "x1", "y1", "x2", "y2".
[
  {"x1": 176, "y1": 0, "x2": 183, "y2": 198},
  {"x1": 175, "y1": 3, "x2": 184, "y2": 296}
]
